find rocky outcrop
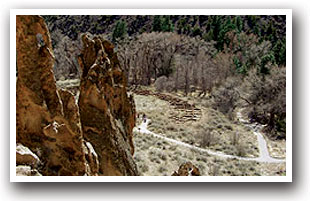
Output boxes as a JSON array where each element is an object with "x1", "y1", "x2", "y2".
[
  {"x1": 16, "y1": 165, "x2": 42, "y2": 176},
  {"x1": 16, "y1": 143, "x2": 41, "y2": 168},
  {"x1": 172, "y1": 162, "x2": 201, "y2": 176},
  {"x1": 16, "y1": 15, "x2": 86, "y2": 176},
  {"x1": 82, "y1": 140, "x2": 100, "y2": 176},
  {"x1": 58, "y1": 89, "x2": 82, "y2": 134},
  {"x1": 16, "y1": 144, "x2": 42, "y2": 176},
  {"x1": 16, "y1": 15, "x2": 137, "y2": 176},
  {"x1": 78, "y1": 34, "x2": 138, "y2": 176},
  {"x1": 58, "y1": 89, "x2": 100, "y2": 176}
]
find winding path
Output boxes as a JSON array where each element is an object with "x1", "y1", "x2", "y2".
[{"x1": 134, "y1": 113, "x2": 285, "y2": 163}]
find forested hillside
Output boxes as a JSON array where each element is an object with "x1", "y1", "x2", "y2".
[
  {"x1": 43, "y1": 15, "x2": 285, "y2": 79},
  {"x1": 43, "y1": 15, "x2": 285, "y2": 57}
]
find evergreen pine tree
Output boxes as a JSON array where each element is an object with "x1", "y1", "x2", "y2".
[
  {"x1": 112, "y1": 20, "x2": 127, "y2": 42},
  {"x1": 153, "y1": 16, "x2": 163, "y2": 32}
]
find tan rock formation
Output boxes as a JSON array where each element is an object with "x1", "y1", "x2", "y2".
[
  {"x1": 172, "y1": 162, "x2": 201, "y2": 176},
  {"x1": 78, "y1": 34, "x2": 138, "y2": 176},
  {"x1": 16, "y1": 143, "x2": 41, "y2": 168},
  {"x1": 16, "y1": 165, "x2": 42, "y2": 176},
  {"x1": 16, "y1": 15, "x2": 86, "y2": 176},
  {"x1": 16, "y1": 16, "x2": 137, "y2": 176},
  {"x1": 82, "y1": 140, "x2": 100, "y2": 176},
  {"x1": 58, "y1": 89, "x2": 82, "y2": 134}
]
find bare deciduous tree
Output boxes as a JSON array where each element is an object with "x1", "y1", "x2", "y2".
[{"x1": 241, "y1": 66, "x2": 286, "y2": 139}]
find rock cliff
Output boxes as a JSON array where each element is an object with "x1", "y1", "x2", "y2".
[
  {"x1": 78, "y1": 34, "x2": 138, "y2": 175},
  {"x1": 16, "y1": 15, "x2": 137, "y2": 176},
  {"x1": 16, "y1": 15, "x2": 87, "y2": 176}
]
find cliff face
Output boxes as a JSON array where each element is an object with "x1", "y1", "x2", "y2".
[
  {"x1": 16, "y1": 15, "x2": 87, "y2": 176},
  {"x1": 16, "y1": 15, "x2": 137, "y2": 176},
  {"x1": 78, "y1": 34, "x2": 137, "y2": 176}
]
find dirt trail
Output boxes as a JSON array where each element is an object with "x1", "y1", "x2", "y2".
[{"x1": 134, "y1": 116, "x2": 285, "y2": 164}]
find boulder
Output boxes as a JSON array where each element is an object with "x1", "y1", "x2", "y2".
[
  {"x1": 172, "y1": 162, "x2": 201, "y2": 176},
  {"x1": 16, "y1": 143, "x2": 40, "y2": 168}
]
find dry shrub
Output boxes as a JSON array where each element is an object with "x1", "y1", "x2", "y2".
[
  {"x1": 209, "y1": 163, "x2": 219, "y2": 176},
  {"x1": 198, "y1": 127, "x2": 217, "y2": 148},
  {"x1": 231, "y1": 131, "x2": 240, "y2": 146},
  {"x1": 236, "y1": 143, "x2": 246, "y2": 157},
  {"x1": 154, "y1": 76, "x2": 168, "y2": 92}
]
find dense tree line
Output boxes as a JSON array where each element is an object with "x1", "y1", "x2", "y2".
[
  {"x1": 43, "y1": 15, "x2": 286, "y2": 66},
  {"x1": 117, "y1": 32, "x2": 221, "y2": 95}
]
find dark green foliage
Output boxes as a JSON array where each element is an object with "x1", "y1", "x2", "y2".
[
  {"x1": 203, "y1": 29, "x2": 214, "y2": 41},
  {"x1": 247, "y1": 15, "x2": 258, "y2": 29},
  {"x1": 276, "y1": 119, "x2": 286, "y2": 134},
  {"x1": 128, "y1": 15, "x2": 149, "y2": 35},
  {"x1": 198, "y1": 15, "x2": 208, "y2": 26},
  {"x1": 162, "y1": 16, "x2": 174, "y2": 32},
  {"x1": 152, "y1": 16, "x2": 174, "y2": 32},
  {"x1": 112, "y1": 20, "x2": 127, "y2": 42},
  {"x1": 260, "y1": 53, "x2": 275, "y2": 74},
  {"x1": 233, "y1": 57, "x2": 247, "y2": 74},
  {"x1": 176, "y1": 18, "x2": 187, "y2": 34},
  {"x1": 192, "y1": 26, "x2": 202, "y2": 37},
  {"x1": 217, "y1": 16, "x2": 236, "y2": 50},
  {"x1": 272, "y1": 38, "x2": 286, "y2": 65},
  {"x1": 207, "y1": 16, "x2": 221, "y2": 43},
  {"x1": 233, "y1": 16, "x2": 243, "y2": 33},
  {"x1": 152, "y1": 16, "x2": 163, "y2": 32}
]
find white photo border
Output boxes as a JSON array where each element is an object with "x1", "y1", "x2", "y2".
[{"x1": 10, "y1": 9, "x2": 292, "y2": 182}]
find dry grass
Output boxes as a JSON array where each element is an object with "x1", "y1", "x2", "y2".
[
  {"x1": 192, "y1": 108, "x2": 260, "y2": 157},
  {"x1": 134, "y1": 93, "x2": 260, "y2": 158},
  {"x1": 133, "y1": 89, "x2": 286, "y2": 176},
  {"x1": 133, "y1": 128, "x2": 198, "y2": 176},
  {"x1": 133, "y1": 129, "x2": 285, "y2": 176},
  {"x1": 258, "y1": 162, "x2": 286, "y2": 176},
  {"x1": 266, "y1": 139, "x2": 286, "y2": 159}
]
